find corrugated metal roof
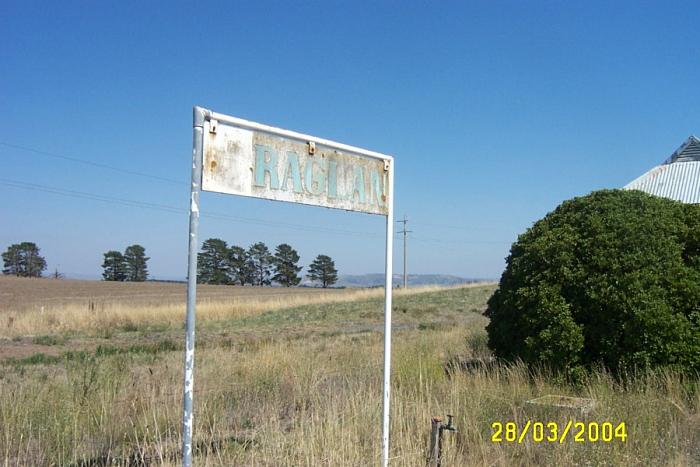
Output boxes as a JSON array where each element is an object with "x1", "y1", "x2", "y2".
[
  {"x1": 625, "y1": 161, "x2": 700, "y2": 203},
  {"x1": 662, "y1": 135, "x2": 700, "y2": 164},
  {"x1": 624, "y1": 135, "x2": 700, "y2": 204}
]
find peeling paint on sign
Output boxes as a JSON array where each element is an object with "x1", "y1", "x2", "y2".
[{"x1": 202, "y1": 121, "x2": 389, "y2": 215}]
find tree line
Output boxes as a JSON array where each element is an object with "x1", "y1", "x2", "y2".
[
  {"x1": 101, "y1": 245, "x2": 149, "y2": 281},
  {"x1": 2, "y1": 240, "x2": 336, "y2": 287},
  {"x1": 197, "y1": 238, "x2": 338, "y2": 288},
  {"x1": 1, "y1": 242, "x2": 151, "y2": 281}
]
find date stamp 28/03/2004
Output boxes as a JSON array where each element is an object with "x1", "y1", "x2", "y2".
[{"x1": 491, "y1": 421, "x2": 627, "y2": 444}]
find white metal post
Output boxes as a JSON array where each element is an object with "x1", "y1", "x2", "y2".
[
  {"x1": 182, "y1": 106, "x2": 205, "y2": 466},
  {"x1": 382, "y1": 160, "x2": 395, "y2": 467}
]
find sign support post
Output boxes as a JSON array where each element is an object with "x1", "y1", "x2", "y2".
[
  {"x1": 182, "y1": 105, "x2": 394, "y2": 466},
  {"x1": 182, "y1": 106, "x2": 206, "y2": 467},
  {"x1": 381, "y1": 162, "x2": 394, "y2": 467}
]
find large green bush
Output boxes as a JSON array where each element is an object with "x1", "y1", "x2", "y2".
[{"x1": 485, "y1": 190, "x2": 700, "y2": 374}]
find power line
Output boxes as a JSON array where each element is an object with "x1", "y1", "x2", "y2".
[
  {"x1": 0, "y1": 141, "x2": 386, "y2": 237},
  {"x1": 0, "y1": 178, "x2": 184, "y2": 213},
  {"x1": 1, "y1": 141, "x2": 512, "y2": 246},
  {"x1": 410, "y1": 220, "x2": 513, "y2": 238},
  {"x1": 0, "y1": 178, "x2": 384, "y2": 239},
  {"x1": 410, "y1": 236, "x2": 511, "y2": 245},
  {"x1": 397, "y1": 219, "x2": 514, "y2": 244},
  {"x1": 1, "y1": 178, "x2": 512, "y2": 245},
  {"x1": 0, "y1": 141, "x2": 187, "y2": 186},
  {"x1": 410, "y1": 221, "x2": 469, "y2": 231}
]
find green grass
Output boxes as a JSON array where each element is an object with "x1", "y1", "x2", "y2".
[
  {"x1": 0, "y1": 285, "x2": 698, "y2": 466},
  {"x1": 32, "y1": 334, "x2": 68, "y2": 346},
  {"x1": 7, "y1": 339, "x2": 181, "y2": 367},
  {"x1": 214, "y1": 286, "x2": 492, "y2": 339},
  {"x1": 9, "y1": 352, "x2": 62, "y2": 366}
]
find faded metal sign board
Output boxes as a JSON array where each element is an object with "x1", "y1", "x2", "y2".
[
  {"x1": 183, "y1": 107, "x2": 395, "y2": 467},
  {"x1": 202, "y1": 117, "x2": 389, "y2": 215}
]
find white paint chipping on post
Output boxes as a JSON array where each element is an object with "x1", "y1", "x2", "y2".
[
  {"x1": 184, "y1": 345, "x2": 195, "y2": 455},
  {"x1": 183, "y1": 106, "x2": 395, "y2": 466},
  {"x1": 182, "y1": 106, "x2": 204, "y2": 467},
  {"x1": 184, "y1": 347, "x2": 194, "y2": 393}
]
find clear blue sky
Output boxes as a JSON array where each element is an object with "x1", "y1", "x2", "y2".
[{"x1": 1, "y1": 1, "x2": 698, "y2": 280}]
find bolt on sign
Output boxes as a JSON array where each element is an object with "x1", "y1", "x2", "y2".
[
  {"x1": 182, "y1": 107, "x2": 395, "y2": 467},
  {"x1": 202, "y1": 118, "x2": 389, "y2": 215}
]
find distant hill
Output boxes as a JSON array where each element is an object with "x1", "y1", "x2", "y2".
[{"x1": 335, "y1": 273, "x2": 485, "y2": 288}]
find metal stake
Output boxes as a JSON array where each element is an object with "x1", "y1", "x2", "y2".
[
  {"x1": 427, "y1": 415, "x2": 457, "y2": 467},
  {"x1": 428, "y1": 417, "x2": 442, "y2": 467},
  {"x1": 382, "y1": 160, "x2": 395, "y2": 467},
  {"x1": 182, "y1": 106, "x2": 205, "y2": 466}
]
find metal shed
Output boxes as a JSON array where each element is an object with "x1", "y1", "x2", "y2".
[{"x1": 624, "y1": 135, "x2": 700, "y2": 203}]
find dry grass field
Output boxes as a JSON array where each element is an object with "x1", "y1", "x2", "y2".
[
  {"x1": 0, "y1": 278, "x2": 698, "y2": 466},
  {"x1": 0, "y1": 276, "x2": 443, "y2": 341}
]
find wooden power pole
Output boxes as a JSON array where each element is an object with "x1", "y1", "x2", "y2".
[{"x1": 397, "y1": 215, "x2": 412, "y2": 289}]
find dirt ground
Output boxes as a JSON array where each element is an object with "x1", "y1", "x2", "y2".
[{"x1": 0, "y1": 275, "x2": 342, "y2": 312}]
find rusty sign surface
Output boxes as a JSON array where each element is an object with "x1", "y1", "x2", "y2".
[{"x1": 202, "y1": 118, "x2": 390, "y2": 216}]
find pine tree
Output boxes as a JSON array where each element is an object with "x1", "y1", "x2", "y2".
[
  {"x1": 124, "y1": 244, "x2": 149, "y2": 281},
  {"x1": 102, "y1": 251, "x2": 127, "y2": 281},
  {"x1": 197, "y1": 238, "x2": 230, "y2": 284},
  {"x1": 248, "y1": 242, "x2": 273, "y2": 286},
  {"x1": 307, "y1": 254, "x2": 338, "y2": 288},
  {"x1": 228, "y1": 245, "x2": 253, "y2": 285},
  {"x1": 2, "y1": 242, "x2": 47, "y2": 277},
  {"x1": 2, "y1": 242, "x2": 46, "y2": 277},
  {"x1": 272, "y1": 243, "x2": 302, "y2": 287}
]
